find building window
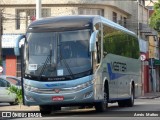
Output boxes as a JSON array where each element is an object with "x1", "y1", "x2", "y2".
[
  {"x1": 120, "y1": 16, "x2": 123, "y2": 22},
  {"x1": 16, "y1": 9, "x2": 51, "y2": 30},
  {"x1": 112, "y1": 12, "x2": 117, "y2": 23},
  {"x1": 78, "y1": 8, "x2": 104, "y2": 16},
  {"x1": 118, "y1": 15, "x2": 123, "y2": 25},
  {"x1": 139, "y1": 0, "x2": 145, "y2": 6},
  {"x1": 124, "y1": 17, "x2": 127, "y2": 28},
  {"x1": 147, "y1": 6, "x2": 154, "y2": 10},
  {"x1": 16, "y1": 56, "x2": 21, "y2": 77}
]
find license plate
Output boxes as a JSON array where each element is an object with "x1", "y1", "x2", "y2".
[{"x1": 52, "y1": 96, "x2": 64, "y2": 101}]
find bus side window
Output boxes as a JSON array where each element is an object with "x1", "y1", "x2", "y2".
[{"x1": 96, "y1": 37, "x2": 101, "y2": 63}]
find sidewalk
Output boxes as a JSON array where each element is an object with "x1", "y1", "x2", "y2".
[
  {"x1": 0, "y1": 104, "x2": 39, "y2": 111},
  {"x1": 139, "y1": 92, "x2": 160, "y2": 99}
]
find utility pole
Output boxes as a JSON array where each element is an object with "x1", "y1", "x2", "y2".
[
  {"x1": 0, "y1": 9, "x2": 2, "y2": 63},
  {"x1": 137, "y1": 0, "x2": 139, "y2": 38},
  {"x1": 36, "y1": 0, "x2": 42, "y2": 19}
]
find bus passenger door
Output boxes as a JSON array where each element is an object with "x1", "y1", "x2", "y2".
[{"x1": 106, "y1": 62, "x2": 118, "y2": 99}]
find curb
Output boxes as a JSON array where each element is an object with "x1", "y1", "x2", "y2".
[{"x1": 138, "y1": 95, "x2": 160, "y2": 99}]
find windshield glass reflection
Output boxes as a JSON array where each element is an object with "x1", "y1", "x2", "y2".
[{"x1": 25, "y1": 29, "x2": 92, "y2": 80}]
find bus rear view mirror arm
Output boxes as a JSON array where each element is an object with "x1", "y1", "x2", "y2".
[
  {"x1": 14, "y1": 35, "x2": 25, "y2": 56},
  {"x1": 90, "y1": 30, "x2": 99, "y2": 52}
]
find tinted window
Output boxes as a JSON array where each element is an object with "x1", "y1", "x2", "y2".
[
  {"x1": 6, "y1": 77, "x2": 21, "y2": 86},
  {"x1": 28, "y1": 33, "x2": 55, "y2": 56},
  {"x1": 103, "y1": 25, "x2": 139, "y2": 59},
  {"x1": 25, "y1": 29, "x2": 92, "y2": 79},
  {"x1": 95, "y1": 23, "x2": 102, "y2": 63}
]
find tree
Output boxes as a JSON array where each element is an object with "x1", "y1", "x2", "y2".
[{"x1": 150, "y1": 0, "x2": 160, "y2": 32}]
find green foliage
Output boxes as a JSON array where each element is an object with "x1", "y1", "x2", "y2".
[
  {"x1": 8, "y1": 85, "x2": 22, "y2": 105},
  {"x1": 0, "y1": 59, "x2": 2, "y2": 66},
  {"x1": 149, "y1": 0, "x2": 160, "y2": 32}
]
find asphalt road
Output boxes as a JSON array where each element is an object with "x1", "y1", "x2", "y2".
[{"x1": 0, "y1": 98, "x2": 160, "y2": 120}]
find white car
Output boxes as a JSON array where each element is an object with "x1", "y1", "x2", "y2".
[{"x1": 0, "y1": 77, "x2": 18, "y2": 105}]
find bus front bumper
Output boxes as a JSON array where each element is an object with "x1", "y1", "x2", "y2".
[{"x1": 24, "y1": 85, "x2": 96, "y2": 106}]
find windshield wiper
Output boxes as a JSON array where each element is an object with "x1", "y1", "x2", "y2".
[
  {"x1": 38, "y1": 48, "x2": 53, "y2": 80},
  {"x1": 59, "y1": 44, "x2": 75, "y2": 79},
  {"x1": 39, "y1": 56, "x2": 50, "y2": 75}
]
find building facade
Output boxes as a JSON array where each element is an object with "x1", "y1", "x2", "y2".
[{"x1": 144, "y1": 0, "x2": 160, "y2": 92}]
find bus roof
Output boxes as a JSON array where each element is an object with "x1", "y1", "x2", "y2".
[
  {"x1": 100, "y1": 16, "x2": 136, "y2": 36},
  {"x1": 28, "y1": 15, "x2": 95, "y2": 31},
  {"x1": 28, "y1": 15, "x2": 136, "y2": 36}
]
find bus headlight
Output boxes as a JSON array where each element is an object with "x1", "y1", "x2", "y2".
[
  {"x1": 24, "y1": 84, "x2": 38, "y2": 92},
  {"x1": 75, "y1": 80, "x2": 94, "y2": 91}
]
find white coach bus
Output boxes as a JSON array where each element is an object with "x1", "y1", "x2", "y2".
[{"x1": 14, "y1": 15, "x2": 141, "y2": 114}]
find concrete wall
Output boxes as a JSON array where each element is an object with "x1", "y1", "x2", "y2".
[
  {"x1": 147, "y1": 32, "x2": 159, "y2": 61},
  {"x1": 139, "y1": 5, "x2": 149, "y2": 24}
]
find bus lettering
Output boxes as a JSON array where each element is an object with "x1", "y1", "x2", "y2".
[{"x1": 111, "y1": 62, "x2": 127, "y2": 72}]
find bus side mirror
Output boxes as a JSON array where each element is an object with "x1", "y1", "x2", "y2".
[
  {"x1": 14, "y1": 35, "x2": 25, "y2": 56},
  {"x1": 90, "y1": 30, "x2": 99, "y2": 52}
]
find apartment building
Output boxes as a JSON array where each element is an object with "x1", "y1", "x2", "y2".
[{"x1": 145, "y1": 0, "x2": 160, "y2": 92}]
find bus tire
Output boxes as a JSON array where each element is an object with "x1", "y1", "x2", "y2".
[
  {"x1": 95, "y1": 84, "x2": 108, "y2": 112},
  {"x1": 118, "y1": 85, "x2": 135, "y2": 107},
  {"x1": 118, "y1": 101, "x2": 125, "y2": 107},
  {"x1": 126, "y1": 85, "x2": 135, "y2": 107},
  {"x1": 39, "y1": 105, "x2": 52, "y2": 115},
  {"x1": 53, "y1": 106, "x2": 61, "y2": 111}
]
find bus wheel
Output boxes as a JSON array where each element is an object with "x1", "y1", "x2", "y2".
[
  {"x1": 95, "y1": 90, "x2": 108, "y2": 112},
  {"x1": 39, "y1": 105, "x2": 52, "y2": 115},
  {"x1": 53, "y1": 106, "x2": 61, "y2": 111},
  {"x1": 118, "y1": 101, "x2": 125, "y2": 107},
  {"x1": 126, "y1": 86, "x2": 135, "y2": 107}
]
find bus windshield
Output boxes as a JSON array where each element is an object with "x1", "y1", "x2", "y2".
[{"x1": 24, "y1": 29, "x2": 92, "y2": 80}]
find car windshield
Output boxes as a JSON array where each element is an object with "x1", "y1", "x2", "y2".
[
  {"x1": 24, "y1": 29, "x2": 92, "y2": 80},
  {"x1": 6, "y1": 77, "x2": 21, "y2": 86}
]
